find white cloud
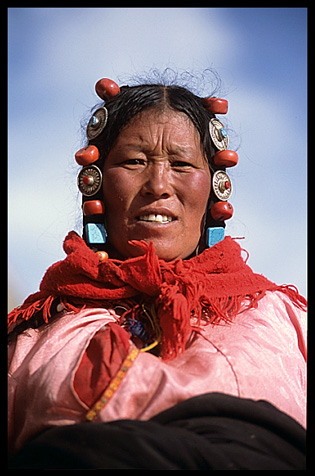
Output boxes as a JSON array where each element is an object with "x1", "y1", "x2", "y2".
[{"x1": 17, "y1": 9, "x2": 244, "y2": 94}]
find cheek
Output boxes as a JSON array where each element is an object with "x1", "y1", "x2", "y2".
[
  {"x1": 183, "y1": 171, "x2": 211, "y2": 218},
  {"x1": 102, "y1": 171, "x2": 133, "y2": 213}
]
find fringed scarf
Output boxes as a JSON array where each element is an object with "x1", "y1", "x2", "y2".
[{"x1": 8, "y1": 231, "x2": 306, "y2": 360}]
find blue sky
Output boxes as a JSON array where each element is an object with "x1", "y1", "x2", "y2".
[{"x1": 8, "y1": 8, "x2": 307, "y2": 309}]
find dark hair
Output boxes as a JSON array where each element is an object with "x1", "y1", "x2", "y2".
[{"x1": 88, "y1": 84, "x2": 217, "y2": 170}]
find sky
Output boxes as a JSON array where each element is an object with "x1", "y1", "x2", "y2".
[{"x1": 8, "y1": 7, "x2": 307, "y2": 310}]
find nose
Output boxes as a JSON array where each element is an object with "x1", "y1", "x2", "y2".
[{"x1": 140, "y1": 162, "x2": 173, "y2": 199}]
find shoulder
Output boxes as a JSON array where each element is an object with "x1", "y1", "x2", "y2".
[
  {"x1": 239, "y1": 290, "x2": 307, "y2": 347},
  {"x1": 254, "y1": 290, "x2": 307, "y2": 359},
  {"x1": 250, "y1": 290, "x2": 307, "y2": 354},
  {"x1": 8, "y1": 307, "x2": 119, "y2": 373},
  {"x1": 201, "y1": 290, "x2": 307, "y2": 362}
]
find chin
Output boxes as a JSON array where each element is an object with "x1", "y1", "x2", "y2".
[
  {"x1": 108, "y1": 236, "x2": 198, "y2": 261},
  {"x1": 142, "y1": 239, "x2": 196, "y2": 262}
]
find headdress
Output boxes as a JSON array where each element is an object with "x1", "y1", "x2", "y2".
[{"x1": 75, "y1": 78, "x2": 238, "y2": 260}]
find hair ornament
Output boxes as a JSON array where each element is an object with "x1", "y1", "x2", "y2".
[
  {"x1": 82, "y1": 199, "x2": 105, "y2": 216},
  {"x1": 86, "y1": 107, "x2": 108, "y2": 140},
  {"x1": 77, "y1": 165, "x2": 103, "y2": 197},
  {"x1": 213, "y1": 149, "x2": 238, "y2": 168},
  {"x1": 212, "y1": 170, "x2": 232, "y2": 201},
  {"x1": 75, "y1": 145, "x2": 100, "y2": 166},
  {"x1": 209, "y1": 118, "x2": 228, "y2": 151},
  {"x1": 203, "y1": 97, "x2": 228, "y2": 115},
  {"x1": 210, "y1": 201, "x2": 233, "y2": 221},
  {"x1": 95, "y1": 78, "x2": 120, "y2": 100}
]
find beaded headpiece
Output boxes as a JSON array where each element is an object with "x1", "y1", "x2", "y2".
[{"x1": 75, "y1": 78, "x2": 238, "y2": 260}]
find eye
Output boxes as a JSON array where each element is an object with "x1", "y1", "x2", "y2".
[
  {"x1": 122, "y1": 158, "x2": 146, "y2": 168},
  {"x1": 127, "y1": 159, "x2": 145, "y2": 164},
  {"x1": 171, "y1": 160, "x2": 193, "y2": 169}
]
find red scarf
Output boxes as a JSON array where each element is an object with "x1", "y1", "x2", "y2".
[{"x1": 8, "y1": 231, "x2": 306, "y2": 360}]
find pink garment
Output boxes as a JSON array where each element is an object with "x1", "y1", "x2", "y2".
[{"x1": 8, "y1": 291, "x2": 307, "y2": 456}]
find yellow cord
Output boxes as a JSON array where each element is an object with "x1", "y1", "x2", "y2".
[
  {"x1": 140, "y1": 339, "x2": 159, "y2": 352},
  {"x1": 139, "y1": 304, "x2": 162, "y2": 353}
]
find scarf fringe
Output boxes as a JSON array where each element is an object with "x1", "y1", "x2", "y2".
[
  {"x1": 8, "y1": 294, "x2": 53, "y2": 328},
  {"x1": 277, "y1": 284, "x2": 307, "y2": 311},
  {"x1": 8, "y1": 284, "x2": 307, "y2": 361},
  {"x1": 8, "y1": 294, "x2": 87, "y2": 329}
]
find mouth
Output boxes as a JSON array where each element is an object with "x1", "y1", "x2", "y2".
[{"x1": 136, "y1": 213, "x2": 176, "y2": 224}]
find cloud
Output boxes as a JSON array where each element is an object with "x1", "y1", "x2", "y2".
[{"x1": 10, "y1": 9, "x2": 244, "y2": 95}]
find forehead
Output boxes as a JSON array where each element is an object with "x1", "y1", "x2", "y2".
[{"x1": 113, "y1": 107, "x2": 202, "y2": 152}]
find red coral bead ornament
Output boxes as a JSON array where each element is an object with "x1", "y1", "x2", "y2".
[
  {"x1": 83, "y1": 175, "x2": 94, "y2": 185},
  {"x1": 203, "y1": 97, "x2": 228, "y2": 115},
  {"x1": 75, "y1": 145, "x2": 100, "y2": 166},
  {"x1": 213, "y1": 150, "x2": 238, "y2": 168},
  {"x1": 83, "y1": 200, "x2": 105, "y2": 216},
  {"x1": 95, "y1": 78, "x2": 120, "y2": 100},
  {"x1": 96, "y1": 250, "x2": 109, "y2": 262},
  {"x1": 210, "y1": 201, "x2": 234, "y2": 221}
]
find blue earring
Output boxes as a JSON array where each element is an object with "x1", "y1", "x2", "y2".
[
  {"x1": 84, "y1": 223, "x2": 107, "y2": 246},
  {"x1": 206, "y1": 227, "x2": 225, "y2": 248}
]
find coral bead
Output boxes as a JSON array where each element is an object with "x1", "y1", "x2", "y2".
[
  {"x1": 95, "y1": 78, "x2": 120, "y2": 100},
  {"x1": 203, "y1": 97, "x2": 228, "y2": 114},
  {"x1": 82, "y1": 200, "x2": 105, "y2": 216},
  {"x1": 96, "y1": 250, "x2": 109, "y2": 262},
  {"x1": 213, "y1": 150, "x2": 238, "y2": 168},
  {"x1": 83, "y1": 175, "x2": 94, "y2": 185},
  {"x1": 75, "y1": 145, "x2": 100, "y2": 166},
  {"x1": 210, "y1": 201, "x2": 234, "y2": 221}
]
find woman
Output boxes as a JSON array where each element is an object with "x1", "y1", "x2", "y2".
[{"x1": 8, "y1": 76, "x2": 307, "y2": 469}]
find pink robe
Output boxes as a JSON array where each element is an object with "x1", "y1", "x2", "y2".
[{"x1": 8, "y1": 291, "x2": 307, "y2": 456}]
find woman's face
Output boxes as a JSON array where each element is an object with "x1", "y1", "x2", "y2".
[{"x1": 102, "y1": 108, "x2": 211, "y2": 261}]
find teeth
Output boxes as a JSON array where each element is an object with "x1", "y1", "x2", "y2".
[{"x1": 138, "y1": 214, "x2": 174, "y2": 223}]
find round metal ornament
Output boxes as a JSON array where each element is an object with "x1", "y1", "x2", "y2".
[
  {"x1": 86, "y1": 107, "x2": 108, "y2": 140},
  {"x1": 212, "y1": 170, "x2": 232, "y2": 201},
  {"x1": 209, "y1": 118, "x2": 229, "y2": 151},
  {"x1": 77, "y1": 165, "x2": 103, "y2": 197}
]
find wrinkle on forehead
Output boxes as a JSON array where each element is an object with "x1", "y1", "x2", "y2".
[{"x1": 112, "y1": 107, "x2": 206, "y2": 163}]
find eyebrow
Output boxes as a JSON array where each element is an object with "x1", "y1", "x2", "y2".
[{"x1": 117, "y1": 142, "x2": 196, "y2": 156}]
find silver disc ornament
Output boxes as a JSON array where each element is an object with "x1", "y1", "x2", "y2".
[
  {"x1": 209, "y1": 118, "x2": 229, "y2": 151},
  {"x1": 86, "y1": 107, "x2": 108, "y2": 140},
  {"x1": 77, "y1": 165, "x2": 103, "y2": 197},
  {"x1": 212, "y1": 170, "x2": 232, "y2": 201}
]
